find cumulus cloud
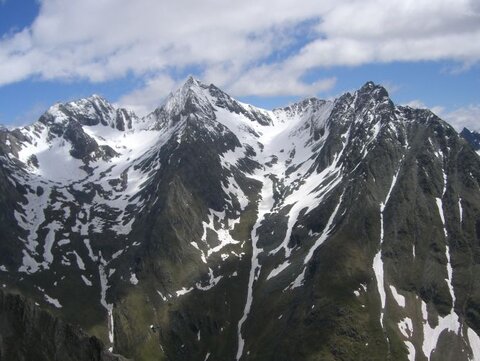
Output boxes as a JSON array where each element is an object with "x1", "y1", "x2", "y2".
[
  {"x1": 116, "y1": 74, "x2": 178, "y2": 116},
  {"x1": 227, "y1": 64, "x2": 336, "y2": 97},
  {"x1": 0, "y1": 0, "x2": 329, "y2": 84},
  {"x1": 0, "y1": 0, "x2": 479, "y2": 107},
  {"x1": 403, "y1": 100, "x2": 480, "y2": 132},
  {"x1": 403, "y1": 100, "x2": 445, "y2": 117},
  {"x1": 442, "y1": 105, "x2": 480, "y2": 131}
]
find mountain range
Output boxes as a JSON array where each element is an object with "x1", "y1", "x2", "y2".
[{"x1": 1, "y1": 77, "x2": 480, "y2": 361}]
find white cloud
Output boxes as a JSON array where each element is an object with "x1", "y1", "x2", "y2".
[
  {"x1": 403, "y1": 100, "x2": 480, "y2": 132},
  {"x1": 403, "y1": 100, "x2": 445, "y2": 117},
  {"x1": 227, "y1": 64, "x2": 337, "y2": 97},
  {"x1": 404, "y1": 100, "x2": 429, "y2": 109},
  {"x1": 0, "y1": 0, "x2": 479, "y2": 109},
  {"x1": 442, "y1": 105, "x2": 480, "y2": 131},
  {"x1": 0, "y1": 0, "x2": 331, "y2": 84},
  {"x1": 380, "y1": 81, "x2": 401, "y2": 95},
  {"x1": 116, "y1": 74, "x2": 178, "y2": 116}
]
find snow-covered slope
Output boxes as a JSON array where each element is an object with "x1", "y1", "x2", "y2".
[{"x1": 1, "y1": 78, "x2": 480, "y2": 361}]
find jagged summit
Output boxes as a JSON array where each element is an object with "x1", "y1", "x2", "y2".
[
  {"x1": 38, "y1": 94, "x2": 137, "y2": 132},
  {"x1": 145, "y1": 77, "x2": 273, "y2": 130},
  {"x1": 161, "y1": 76, "x2": 209, "y2": 107},
  {"x1": 359, "y1": 80, "x2": 387, "y2": 92},
  {"x1": 274, "y1": 97, "x2": 332, "y2": 118},
  {"x1": 183, "y1": 74, "x2": 203, "y2": 88},
  {"x1": 354, "y1": 81, "x2": 391, "y2": 105},
  {"x1": 356, "y1": 80, "x2": 389, "y2": 98},
  {"x1": 22, "y1": 80, "x2": 396, "y2": 136},
  {"x1": 461, "y1": 127, "x2": 480, "y2": 151},
  {"x1": 162, "y1": 76, "x2": 211, "y2": 116}
]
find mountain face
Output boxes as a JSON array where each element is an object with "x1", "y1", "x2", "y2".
[
  {"x1": 1, "y1": 78, "x2": 480, "y2": 361},
  {"x1": 0, "y1": 289, "x2": 129, "y2": 361}
]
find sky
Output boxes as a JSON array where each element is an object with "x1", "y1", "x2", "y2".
[{"x1": 0, "y1": 0, "x2": 479, "y2": 130}]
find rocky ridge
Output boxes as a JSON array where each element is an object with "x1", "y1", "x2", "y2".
[{"x1": 0, "y1": 78, "x2": 480, "y2": 360}]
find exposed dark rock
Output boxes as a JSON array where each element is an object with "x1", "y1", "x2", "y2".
[
  {"x1": 460, "y1": 127, "x2": 480, "y2": 151},
  {"x1": 0, "y1": 290, "x2": 130, "y2": 361}
]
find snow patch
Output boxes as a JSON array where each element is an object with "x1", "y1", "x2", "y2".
[
  {"x1": 81, "y1": 275, "x2": 93, "y2": 286},
  {"x1": 157, "y1": 290, "x2": 168, "y2": 301},
  {"x1": 398, "y1": 317, "x2": 413, "y2": 338},
  {"x1": 373, "y1": 161, "x2": 403, "y2": 329},
  {"x1": 176, "y1": 287, "x2": 194, "y2": 297},
  {"x1": 290, "y1": 192, "x2": 344, "y2": 289},
  {"x1": 435, "y1": 197, "x2": 455, "y2": 307},
  {"x1": 421, "y1": 300, "x2": 461, "y2": 359},
  {"x1": 72, "y1": 251, "x2": 86, "y2": 270},
  {"x1": 196, "y1": 268, "x2": 223, "y2": 291},
  {"x1": 57, "y1": 239, "x2": 70, "y2": 246},
  {"x1": 266, "y1": 260, "x2": 291, "y2": 280},
  {"x1": 130, "y1": 273, "x2": 139, "y2": 285},
  {"x1": 389, "y1": 285, "x2": 406, "y2": 308},
  {"x1": 405, "y1": 341, "x2": 415, "y2": 361},
  {"x1": 44, "y1": 294, "x2": 62, "y2": 308},
  {"x1": 458, "y1": 198, "x2": 463, "y2": 224},
  {"x1": 467, "y1": 328, "x2": 480, "y2": 361}
]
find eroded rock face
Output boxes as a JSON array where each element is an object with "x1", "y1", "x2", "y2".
[
  {"x1": 0, "y1": 290, "x2": 129, "y2": 361},
  {"x1": 461, "y1": 127, "x2": 480, "y2": 151},
  {"x1": 0, "y1": 79, "x2": 480, "y2": 361}
]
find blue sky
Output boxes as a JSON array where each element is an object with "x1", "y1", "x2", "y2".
[{"x1": 0, "y1": 0, "x2": 479, "y2": 130}]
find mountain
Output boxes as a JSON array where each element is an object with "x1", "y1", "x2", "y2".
[
  {"x1": 1, "y1": 78, "x2": 480, "y2": 361},
  {"x1": 460, "y1": 127, "x2": 480, "y2": 152}
]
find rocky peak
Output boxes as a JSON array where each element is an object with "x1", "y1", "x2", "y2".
[
  {"x1": 145, "y1": 76, "x2": 214, "y2": 130},
  {"x1": 460, "y1": 127, "x2": 480, "y2": 151},
  {"x1": 353, "y1": 81, "x2": 392, "y2": 111},
  {"x1": 275, "y1": 97, "x2": 332, "y2": 119},
  {"x1": 183, "y1": 75, "x2": 202, "y2": 89},
  {"x1": 358, "y1": 81, "x2": 389, "y2": 98},
  {"x1": 163, "y1": 76, "x2": 210, "y2": 114},
  {"x1": 38, "y1": 95, "x2": 136, "y2": 131},
  {"x1": 324, "y1": 81, "x2": 396, "y2": 135},
  {"x1": 207, "y1": 83, "x2": 272, "y2": 126},
  {"x1": 147, "y1": 76, "x2": 273, "y2": 130}
]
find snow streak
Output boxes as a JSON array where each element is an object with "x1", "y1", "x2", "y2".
[
  {"x1": 290, "y1": 192, "x2": 344, "y2": 289},
  {"x1": 236, "y1": 175, "x2": 274, "y2": 360},
  {"x1": 374, "y1": 159, "x2": 402, "y2": 328}
]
